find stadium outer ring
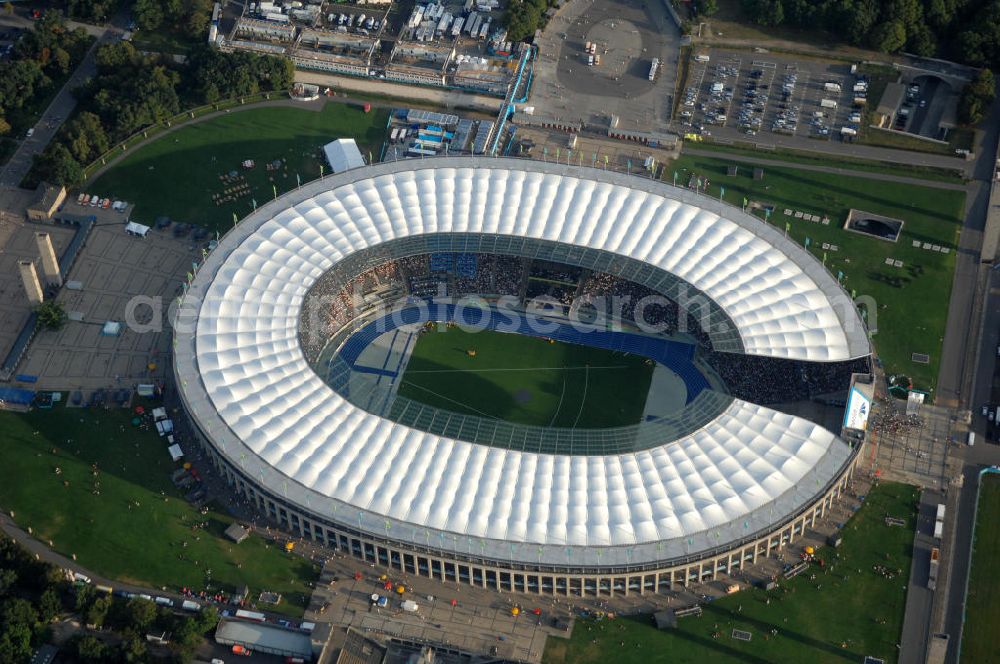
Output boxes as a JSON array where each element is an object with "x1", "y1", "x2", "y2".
[{"x1": 173, "y1": 156, "x2": 868, "y2": 596}]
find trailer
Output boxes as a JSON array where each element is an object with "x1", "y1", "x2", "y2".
[
  {"x1": 235, "y1": 609, "x2": 268, "y2": 622},
  {"x1": 933, "y1": 520, "x2": 944, "y2": 540},
  {"x1": 451, "y1": 16, "x2": 464, "y2": 36},
  {"x1": 820, "y1": 99, "x2": 838, "y2": 109},
  {"x1": 928, "y1": 547, "x2": 940, "y2": 590},
  {"x1": 477, "y1": 19, "x2": 490, "y2": 40},
  {"x1": 936, "y1": 504, "x2": 946, "y2": 522},
  {"x1": 823, "y1": 82, "x2": 842, "y2": 92}
]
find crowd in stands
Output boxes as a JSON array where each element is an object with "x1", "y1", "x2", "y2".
[
  {"x1": 706, "y1": 353, "x2": 871, "y2": 405},
  {"x1": 301, "y1": 254, "x2": 866, "y2": 408}
]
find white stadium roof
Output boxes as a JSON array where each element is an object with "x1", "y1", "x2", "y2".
[{"x1": 174, "y1": 158, "x2": 868, "y2": 567}]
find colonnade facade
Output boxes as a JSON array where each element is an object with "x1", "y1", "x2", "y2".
[{"x1": 193, "y1": 429, "x2": 860, "y2": 597}]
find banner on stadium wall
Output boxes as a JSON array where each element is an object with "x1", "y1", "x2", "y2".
[{"x1": 843, "y1": 386, "x2": 871, "y2": 431}]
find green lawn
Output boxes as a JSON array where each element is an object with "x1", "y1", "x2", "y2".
[
  {"x1": 396, "y1": 327, "x2": 654, "y2": 428},
  {"x1": 88, "y1": 102, "x2": 389, "y2": 232},
  {"x1": 963, "y1": 473, "x2": 1000, "y2": 663},
  {"x1": 131, "y1": 29, "x2": 201, "y2": 55},
  {"x1": 544, "y1": 481, "x2": 918, "y2": 664},
  {"x1": 669, "y1": 153, "x2": 965, "y2": 393},
  {"x1": 0, "y1": 406, "x2": 318, "y2": 617}
]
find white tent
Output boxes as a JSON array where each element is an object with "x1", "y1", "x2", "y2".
[
  {"x1": 152, "y1": 407, "x2": 168, "y2": 421},
  {"x1": 322, "y1": 139, "x2": 365, "y2": 173},
  {"x1": 100, "y1": 321, "x2": 122, "y2": 336},
  {"x1": 167, "y1": 443, "x2": 184, "y2": 461},
  {"x1": 125, "y1": 221, "x2": 150, "y2": 237}
]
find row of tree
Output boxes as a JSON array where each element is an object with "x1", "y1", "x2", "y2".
[
  {"x1": 0, "y1": 533, "x2": 220, "y2": 663},
  {"x1": 70, "y1": 587, "x2": 219, "y2": 663},
  {"x1": 0, "y1": 11, "x2": 91, "y2": 137},
  {"x1": 739, "y1": 0, "x2": 1000, "y2": 69},
  {"x1": 30, "y1": 38, "x2": 294, "y2": 187}
]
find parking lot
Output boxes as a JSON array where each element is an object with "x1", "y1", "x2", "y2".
[{"x1": 679, "y1": 49, "x2": 868, "y2": 144}]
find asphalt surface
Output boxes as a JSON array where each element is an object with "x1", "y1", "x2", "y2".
[{"x1": 935, "y1": 97, "x2": 1000, "y2": 409}]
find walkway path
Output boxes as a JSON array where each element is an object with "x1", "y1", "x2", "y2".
[{"x1": 683, "y1": 147, "x2": 968, "y2": 190}]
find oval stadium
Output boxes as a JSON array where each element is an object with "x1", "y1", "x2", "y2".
[{"x1": 173, "y1": 157, "x2": 873, "y2": 597}]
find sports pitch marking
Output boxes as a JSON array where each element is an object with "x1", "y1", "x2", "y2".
[{"x1": 403, "y1": 364, "x2": 632, "y2": 374}]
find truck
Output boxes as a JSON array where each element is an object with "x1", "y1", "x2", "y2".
[
  {"x1": 181, "y1": 600, "x2": 202, "y2": 612},
  {"x1": 933, "y1": 520, "x2": 944, "y2": 540},
  {"x1": 648, "y1": 58, "x2": 659, "y2": 81},
  {"x1": 154, "y1": 597, "x2": 174, "y2": 607},
  {"x1": 840, "y1": 126, "x2": 857, "y2": 136},
  {"x1": 695, "y1": 53, "x2": 710, "y2": 62},
  {"x1": 820, "y1": 99, "x2": 838, "y2": 109},
  {"x1": 928, "y1": 547, "x2": 940, "y2": 590},
  {"x1": 823, "y1": 82, "x2": 841, "y2": 92},
  {"x1": 235, "y1": 609, "x2": 267, "y2": 622},
  {"x1": 936, "y1": 504, "x2": 946, "y2": 522},
  {"x1": 969, "y1": 431, "x2": 976, "y2": 446}
]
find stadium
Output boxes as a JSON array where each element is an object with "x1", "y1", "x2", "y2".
[{"x1": 174, "y1": 157, "x2": 872, "y2": 596}]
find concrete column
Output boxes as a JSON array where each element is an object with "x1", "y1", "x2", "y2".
[
  {"x1": 18, "y1": 261, "x2": 43, "y2": 306},
  {"x1": 34, "y1": 232, "x2": 61, "y2": 286}
]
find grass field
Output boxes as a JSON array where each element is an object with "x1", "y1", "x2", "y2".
[
  {"x1": 670, "y1": 152, "x2": 965, "y2": 392},
  {"x1": 88, "y1": 102, "x2": 389, "y2": 231},
  {"x1": 544, "y1": 481, "x2": 918, "y2": 664},
  {"x1": 396, "y1": 327, "x2": 654, "y2": 428},
  {"x1": 0, "y1": 406, "x2": 318, "y2": 617},
  {"x1": 963, "y1": 473, "x2": 1000, "y2": 662}
]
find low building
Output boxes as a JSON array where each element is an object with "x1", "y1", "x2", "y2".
[
  {"x1": 875, "y1": 82, "x2": 906, "y2": 128},
  {"x1": 225, "y1": 523, "x2": 250, "y2": 543},
  {"x1": 215, "y1": 618, "x2": 313, "y2": 660},
  {"x1": 323, "y1": 139, "x2": 366, "y2": 173},
  {"x1": 26, "y1": 184, "x2": 66, "y2": 222}
]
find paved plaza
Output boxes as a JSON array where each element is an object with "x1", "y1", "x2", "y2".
[
  {"x1": 0, "y1": 200, "x2": 198, "y2": 392},
  {"x1": 530, "y1": 0, "x2": 680, "y2": 130}
]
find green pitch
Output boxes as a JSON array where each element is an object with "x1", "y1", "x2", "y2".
[
  {"x1": 396, "y1": 327, "x2": 654, "y2": 428},
  {"x1": 963, "y1": 474, "x2": 1000, "y2": 662}
]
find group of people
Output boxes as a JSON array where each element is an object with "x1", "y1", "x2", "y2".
[{"x1": 706, "y1": 353, "x2": 871, "y2": 405}]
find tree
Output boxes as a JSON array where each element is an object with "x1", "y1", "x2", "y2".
[
  {"x1": 84, "y1": 595, "x2": 111, "y2": 628},
  {"x1": 959, "y1": 68, "x2": 996, "y2": 125},
  {"x1": 95, "y1": 41, "x2": 138, "y2": 71},
  {"x1": 741, "y1": 0, "x2": 784, "y2": 26},
  {"x1": 134, "y1": 0, "x2": 164, "y2": 30},
  {"x1": 869, "y1": 19, "x2": 907, "y2": 52},
  {"x1": 3, "y1": 598, "x2": 39, "y2": 628},
  {"x1": 699, "y1": 0, "x2": 719, "y2": 16},
  {"x1": 31, "y1": 144, "x2": 83, "y2": 187},
  {"x1": 116, "y1": 632, "x2": 147, "y2": 663},
  {"x1": 38, "y1": 589, "x2": 62, "y2": 623},
  {"x1": 3, "y1": 2, "x2": 13, "y2": 16},
  {"x1": 0, "y1": 623, "x2": 31, "y2": 663},
  {"x1": 0, "y1": 568, "x2": 17, "y2": 595},
  {"x1": 74, "y1": 635, "x2": 108, "y2": 664},
  {"x1": 52, "y1": 47, "x2": 71, "y2": 75},
  {"x1": 126, "y1": 597, "x2": 158, "y2": 632},
  {"x1": 64, "y1": 112, "x2": 110, "y2": 164},
  {"x1": 0, "y1": 117, "x2": 10, "y2": 136}
]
